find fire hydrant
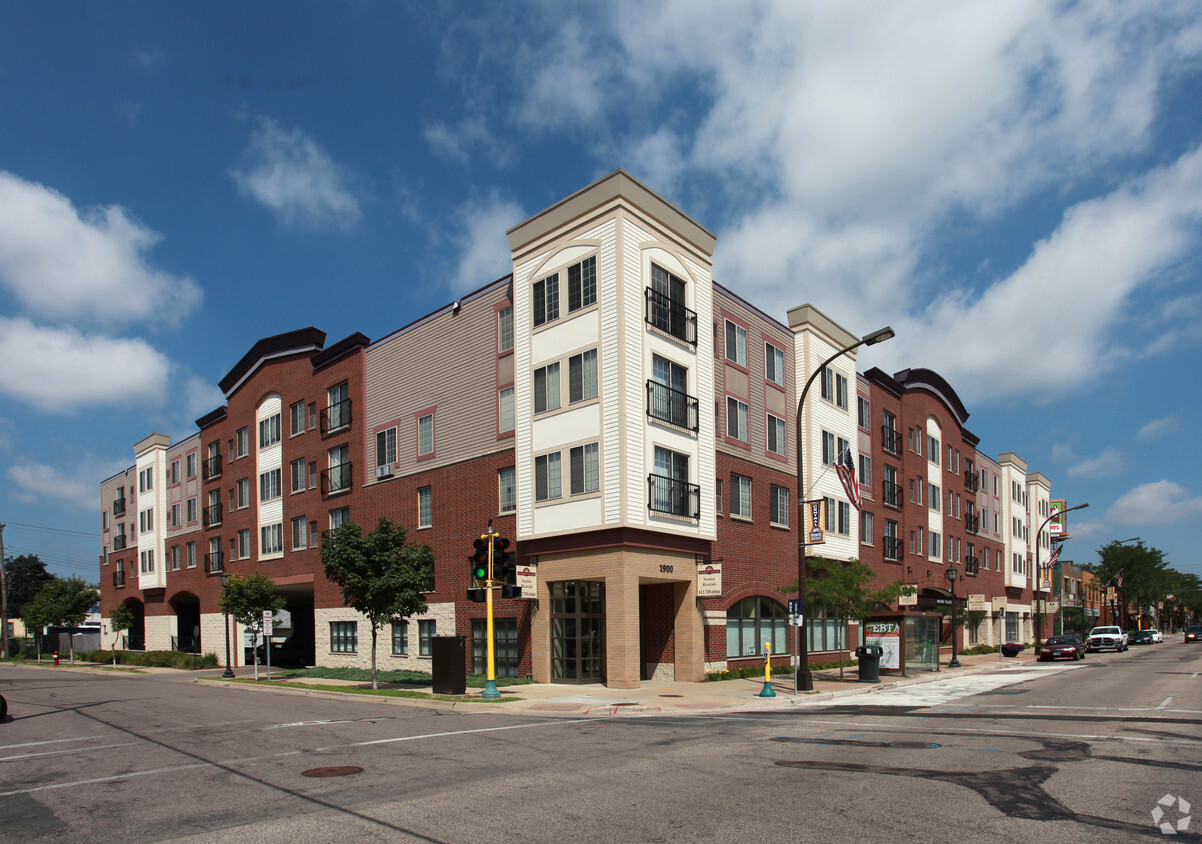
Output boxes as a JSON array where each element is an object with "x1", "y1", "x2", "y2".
[{"x1": 53, "y1": 651, "x2": 59, "y2": 665}]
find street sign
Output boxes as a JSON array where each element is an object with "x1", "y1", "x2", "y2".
[
  {"x1": 788, "y1": 598, "x2": 803, "y2": 615},
  {"x1": 262, "y1": 610, "x2": 273, "y2": 635},
  {"x1": 967, "y1": 594, "x2": 986, "y2": 612}
]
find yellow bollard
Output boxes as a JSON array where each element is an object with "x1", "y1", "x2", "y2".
[{"x1": 758, "y1": 641, "x2": 776, "y2": 698}]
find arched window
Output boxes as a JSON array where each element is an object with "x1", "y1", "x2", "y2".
[{"x1": 726, "y1": 596, "x2": 788, "y2": 658}]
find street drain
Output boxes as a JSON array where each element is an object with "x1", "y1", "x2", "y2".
[{"x1": 302, "y1": 766, "x2": 364, "y2": 778}]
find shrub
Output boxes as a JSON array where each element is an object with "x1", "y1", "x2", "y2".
[{"x1": 77, "y1": 649, "x2": 218, "y2": 669}]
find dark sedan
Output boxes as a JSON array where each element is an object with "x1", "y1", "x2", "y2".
[
  {"x1": 1129, "y1": 629, "x2": 1156, "y2": 645},
  {"x1": 1037, "y1": 635, "x2": 1086, "y2": 661},
  {"x1": 1186, "y1": 625, "x2": 1202, "y2": 643}
]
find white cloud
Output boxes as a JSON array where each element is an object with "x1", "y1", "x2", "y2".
[
  {"x1": 1137, "y1": 415, "x2": 1180, "y2": 441},
  {"x1": 1108, "y1": 480, "x2": 1202, "y2": 525},
  {"x1": 231, "y1": 116, "x2": 361, "y2": 230},
  {"x1": 423, "y1": 117, "x2": 512, "y2": 166},
  {"x1": 0, "y1": 171, "x2": 202, "y2": 327},
  {"x1": 1067, "y1": 446, "x2": 1125, "y2": 478},
  {"x1": 448, "y1": 193, "x2": 525, "y2": 295},
  {"x1": 7, "y1": 456, "x2": 129, "y2": 512},
  {"x1": 0, "y1": 318, "x2": 170, "y2": 412},
  {"x1": 182, "y1": 375, "x2": 226, "y2": 424}
]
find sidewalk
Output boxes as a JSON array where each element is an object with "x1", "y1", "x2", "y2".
[{"x1": 181, "y1": 649, "x2": 1042, "y2": 717}]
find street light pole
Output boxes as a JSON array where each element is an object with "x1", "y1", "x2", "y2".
[
  {"x1": 1034, "y1": 502, "x2": 1088, "y2": 652},
  {"x1": 220, "y1": 572, "x2": 234, "y2": 679},
  {"x1": 1101, "y1": 536, "x2": 1139, "y2": 630},
  {"x1": 945, "y1": 565, "x2": 961, "y2": 668},
  {"x1": 795, "y1": 325, "x2": 894, "y2": 692}
]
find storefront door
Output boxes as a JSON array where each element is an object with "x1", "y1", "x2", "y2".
[{"x1": 550, "y1": 581, "x2": 605, "y2": 683}]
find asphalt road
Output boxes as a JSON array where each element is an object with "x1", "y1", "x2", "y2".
[{"x1": 2, "y1": 642, "x2": 1199, "y2": 843}]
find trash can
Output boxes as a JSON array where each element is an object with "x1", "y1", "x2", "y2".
[
  {"x1": 855, "y1": 645, "x2": 884, "y2": 683},
  {"x1": 431, "y1": 635, "x2": 467, "y2": 695},
  {"x1": 1001, "y1": 642, "x2": 1022, "y2": 658}
]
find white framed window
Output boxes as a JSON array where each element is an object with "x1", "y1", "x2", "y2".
[
  {"x1": 569, "y1": 443, "x2": 600, "y2": 495},
  {"x1": 261, "y1": 523, "x2": 282, "y2": 555},
  {"x1": 419, "y1": 620, "x2": 437, "y2": 656},
  {"x1": 236, "y1": 478, "x2": 250, "y2": 509},
  {"x1": 418, "y1": 486, "x2": 432, "y2": 528},
  {"x1": 290, "y1": 400, "x2": 306, "y2": 436},
  {"x1": 392, "y1": 621, "x2": 409, "y2": 655},
  {"x1": 291, "y1": 458, "x2": 307, "y2": 493},
  {"x1": 534, "y1": 452, "x2": 562, "y2": 502},
  {"x1": 498, "y1": 386, "x2": 515, "y2": 433},
  {"x1": 838, "y1": 500, "x2": 850, "y2": 535},
  {"x1": 259, "y1": 414, "x2": 281, "y2": 448},
  {"x1": 170, "y1": 503, "x2": 180, "y2": 528},
  {"x1": 499, "y1": 467, "x2": 516, "y2": 514},
  {"x1": 770, "y1": 485, "x2": 788, "y2": 526},
  {"x1": 567, "y1": 256, "x2": 597, "y2": 312},
  {"x1": 260, "y1": 468, "x2": 282, "y2": 501},
  {"x1": 170, "y1": 546, "x2": 180, "y2": 571},
  {"x1": 765, "y1": 341, "x2": 784, "y2": 386},
  {"x1": 860, "y1": 511, "x2": 874, "y2": 545},
  {"x1": 857, "y1": 397, "x2": 870, "y2": 429},
  {"x1": 497, "y1": 305, "x2": 514, "y2": 353},
  {"x1": 185, "y1": 453, "x2": 197, "y2": 478},
  {"x1": 534, "y1": 363, "x2": 561, "y2": 413},
  {"x1": 331, "y1": 621, "x2": 358, "y2": 653},
  {"x1": 236, "y1": 427, "x2": 249, "y2": 458},
  {"x1": 858, "y1": 455, "x2": 871, "y2": 487},
  {"x1": 139, "y1": 507, "x2": 154, "y2": 533},
  {"x1": 929, "y1": 483, "x2": 940, "y2": 512},
  {"x1": 822, "y1": 433, "x2": 850, "y2": 466},
  {"x1": 724, "y1": 320, "x2": 748, "y2": 367},
  {"x1": 730, "y1": 474, "x2": 752, "y2": 519},
  {"x1": 376, "y1": 427, "x2": 397, "y2": 467},
  {"x1": 187, "y1": 542, "x2": 196, "y2": 569},
  {"x1": 417, "y1": 413, "x2": 434, "y2": 457},
  {"x1": 169, "y1": 460, "x2": 180, "y2": 485},
  {"x1": 291, "y1": 516, "x2": 308, "y2": 550},
  {"x1": 186, "y1": 497, "x2": 197, "y2": 524},
  {"x1": 533, "y1": 273, "x2": 560, "y2": 326},
  {"x1": 327, "y1": 382, "x2": 349, "y2": 432},
  {"x1": 726, "y1": 396, "x2": 749, "y2": 442},
  {"x1": 568, "y1": 349, "x2": 598, "y2": 403},
  {"x1": 820, "y1": 368, "x2": 848, "y2": 408},
  {"x1": 237, "y1": 528, "x2": 251, "y2": 560},
  {"x1": 928, "y1": 435, "x2": 940, "y2": 465},
  {"x1": 330, "y1": 507, "x2": 351, "y2": 530},
  {"x1": 930, "y1": 532, "x2": 941, "y2": 559},
  {"x1": 766, "y1": 413, "x2": 786, "y2": 456}
]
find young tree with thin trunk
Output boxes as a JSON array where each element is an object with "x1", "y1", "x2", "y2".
[
  {"x1": 109, "y1": 602, "x2": 136, "y2": 664},
  {"x1": 219, "y1": 572, "x2": 284, "y2": 681}
]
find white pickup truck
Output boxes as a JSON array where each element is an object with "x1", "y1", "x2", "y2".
[{"x1": 1086, "y1": 625, "x2": 1128, "y2": 652}]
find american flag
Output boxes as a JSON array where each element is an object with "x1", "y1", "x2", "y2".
[
  {"x1": 836, "y1": 446, "x2": 862, "y2": 511},
  {"x1": 1047, "y1": 543, "x2": 1061, "y2": 567},
  {"x1": 1115, "y1": 571, "x2": 1124, "y2": 588}
]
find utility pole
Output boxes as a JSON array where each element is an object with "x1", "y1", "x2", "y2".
[{"x1": 1, "y1": 521, "x2": 8, "y2": 660}]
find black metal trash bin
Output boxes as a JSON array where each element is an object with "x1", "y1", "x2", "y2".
[
  {"x1": 855, "y1": 645, "x2": 884, "y2": 683},
  {"x1": 431, "y1": 635, "x2": 467, "y2": 695}
]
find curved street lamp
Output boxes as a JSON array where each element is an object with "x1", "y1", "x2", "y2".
[
  {"x1": 1034, "y1": 501, "x2": 1088, "y2": 651},
  {"x1": 795, "y1": 325, "x2": 894, "y2": 692},
  {"x1": 945, "y1": 565, "x2": 961, "y2": 668},
  {"x1": 219, "y1": 572, "x2": 235, "y2": 679}
]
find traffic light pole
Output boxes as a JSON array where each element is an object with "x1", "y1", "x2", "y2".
[{"x1": 482, "y1": 521, "x2": 501, "y2": 700}]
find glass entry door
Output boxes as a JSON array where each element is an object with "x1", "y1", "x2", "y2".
[{"x1": 550, "y1": 581, "x2": 605, "y2": 683}]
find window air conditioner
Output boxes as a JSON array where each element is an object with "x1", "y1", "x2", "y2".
[{"x1": 375, "y1": 464, "x2": 393, "y2": 479}]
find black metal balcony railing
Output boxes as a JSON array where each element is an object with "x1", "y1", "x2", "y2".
[
  {"x1": 965, "y1": 514, "x2": 979, "y2": 534},
  {"x1": 204, "y1": 552, "x2": 224, "y2": 574},
  {"x1": 964, "y1": 470, "x2": 979, "y2": 492},
  {"x1": 321, "y1": 399, "x2": 353, "y2": 435},
  {"x1": 112, "y1": 534, "x2": 128, "y2": 551},
  {"x1": 965, "y1": 555, "x2": 980, "y2": 575},
  {"x1": 204, "y1": 503, "x2": 223, "y2": 527},
  {"x1": 883, "y1": 535, "x2": 901, "y2": 561},
  {"x1": 113, "y1": 569, "x2": 125, "y2": 588},
  {"x1": 882, "y1": 480, "x2": 903, "y2": 508},
  {"x1": 645, "y1": 380, "x2": 700, "y2": 432},
  {"x1": 881, "y1": 426, "x2": 903, "y2": 456},
  {"x1": 204, "y1": 454, "x2": 222, "y2": 481},
  {"x1": 112, "y1": 498, "x2": 126, "y2": 517},
  {"x1": 321, "y1": 462, "x2": 353, "y2": 495},
  {"x1": 647, "y1": 473, "x2": 701, "y2": 519},
  {"x1": 644, "y1": 288, "x2": 697, "y2": 346}
]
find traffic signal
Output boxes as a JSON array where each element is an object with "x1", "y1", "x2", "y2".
[
  {"x1": 492, "y1": 536, "x2": 511, "y2": 583},
  {"x1": 466, "y1": 588, "x2": 487, "y2": 603},
  {"x1": 470, "y1": 537, "x2": 489, "y2": 584}
]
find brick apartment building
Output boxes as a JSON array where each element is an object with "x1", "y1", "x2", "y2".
[{"x1": 99, "y1": 170, "x2": 1066, "y2": 687}]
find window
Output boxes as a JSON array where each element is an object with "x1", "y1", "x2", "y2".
[
  {"x1": 497, "y1": 305, "x2": 514, "y2": 353},
  {"x1": 648, "y1": 264, "x2": 693, "y2": 343},
  {"x1": 170, "y1": 545, "x2": 180, "y2": 571},
  {"x1": 309, "y1": 402, "x2": 318, "y2": 431},
  {"x1": 724, "y1": 320, "x2": 748, "y2": 367},
  {"x1": 328, "y1": 444, "x2": 351, "y2": 493},
  {"x1": 770, "y1": 485, "x2": 789, "y2": 526},
  {"x1": 170, "y1": 503, "x2": 180, "y2": 528},
  {"x1": 236, "y1": 427, "x2": 249, "y2": 458},
  {"x1": 376, "y1": 427, "x2": 397, "y2": 468},
  {"x1": 568, "y1": 349, "x2": 598, "y2": 403},
  {"x1": 330, "y1": 621, "x2": 358, "y2": 654},
  {"x1": 290, "y1": 400, "x2": 306, "y2": 436},
  {"x1": 765, "y1": 342, "x2": 785, "y2": 386},
  {"x1": 291, "y1": 516, "x2": 308, "y2": 550},
  {"x1": 498, "y1": 386, "x2": 515, "y2": 433},
  {"x1": 260, "y1": 468, "x2": 282, "y2": 501},
  {"x1": 650, "y1": 355, "x2": 691, "y2": 429},
  {"x1": 261, "y1": 524, "x2": 282, "y2": 555},
  {"x1": 139, "y1": 466, "x2": 154, "y2": 492},
  {"x1": 534, "y1": 363, "x2": 561, "y2": 413},
  {"x1": 499, "y1": 467, "x2": 516, "y2": 514},
  {"x1": 391, "y1": 621, "x2": 408, "y2": 656},
  {"x1": 858, "y1": 455, "x2": 871, "y2": 487},
  {"x1": 533, "y1": 273, "x2": 560, "y2": 326},
  {"x1": 291, "y1": 458, "x2": 307, "y2": 493},
  {"x1": 207, "y1": 489, "x2": 221, "y2": 525},
  {"x1": 928, "y1": 434, "x2": 940, "y2": 465},
  {"x1": 139, "y1": 508, "x2": 153, "y2": 533},
  {"x1": 730, "y1": 474, "x2": 752, "y2": 519},
  {"x1": 186, "y1": 453, "x2": 197, "y2": 478},
  {"x1": 860, "y1": 511, "x2": 874, "y2": 545},
  {"x1": 187, "y1": 542, "x2": 196, "y2": 569},
  {"x1": 857, "y1": 397, "x2": 870, "y2": 429},
  {"x1": 726, "y1": 397, "x2": 749, "y2": 442},
  {"x1": 882, "y1": 409, "x2": 899, "y2": 454},
  {"x1": 535, "y1": 452, "x2": 562, "y2": 502},
  {"x1": 766, "y1": 413, "x2": 786, "y2": 456},
  {"x1": 186, "y1": 497, "x2": 197, "y2": 524},
  {"x1": 726, "y1": 597, "x2": 788, "y2": 658},
  {"x1": 419, "y1": 620, "x2": 437, "y2": 656},
  {"x1": 327, "y1": 382, "x2": 350, "y2": 432},
  {"x1": 330, "y1": 507, "x2": 351, "y2": 529},
  {"x1": 236, "y1": 478, "x2": 250, "y2": 509},
  {"x1": 418, "y1": 486, "x2": 432, "y2": 528},
  {"x1": 820, "y1": 368, "x2": 848, "y2": 409},
  {"x1": 472, "y1": 617, "x2": 519, "y2": 677},
  {"x1": 237, "y1": 529, "x2": 251, "y2": 560},
  {"x1": 929, "y1": 483, "x2": 940, "y2": 512},
  {"x1": 884, "y1": 520, "x2": 900, "y2": 560},
  {"x1": 140, "y1": 549, "x2": 154, "y2": 573},
  {"x1": 416, "y1": 413, "x2": 433, "y2": 457},
  {"x1": 259, "y1": 414, "x2": 280, "y2": 448},
  {"x1": 569, "y1": 443, "x2": 600, "y2": 495},
  {"x1": 169, "y1": 460, "x2": 180, "y2": 485},
  {"x1": 822, "y1": 433, "x2": 849, "y2": 467},
  {"x1": 930, "y1": 532, "x2": 941, "y2": 559},
  {"x1": 567, "y1": 256, "x2": 597, "y2": 312}
]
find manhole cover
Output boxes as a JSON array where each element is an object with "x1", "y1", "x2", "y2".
[{"x1": 302, "y1": 766, "x2": 363, "y2": 778}]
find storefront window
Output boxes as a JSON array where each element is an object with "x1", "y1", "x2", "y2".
[{"x1": 726, "y1": 596, "x2": 788, "y2": 657}]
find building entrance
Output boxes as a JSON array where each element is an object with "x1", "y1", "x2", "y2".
[{"x1": 550, "y1": 581, "x2": 605, "y2": 683}]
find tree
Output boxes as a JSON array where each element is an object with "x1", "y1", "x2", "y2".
[
  {"x1": 4, "y1": 554, "x2": 54, "y2": 619},
  {"x1": 322, "y1": 517, "x2": 435, "y2": 689},
  {"x1": 20, "y1": 576, "x2": 100, "y2": 661},
  {"x1": 219, "y1": 572, "x2": 284, "y2": 680},
  {"x1": 109, "y1": 602, "x2": 136, "y2": 664},
  {"x1": 789, "y1": 557, "x2": 915, "y2": 679},
  {"x1": 1090, "y1": 541, "x2": 1170, "y2": 628}
]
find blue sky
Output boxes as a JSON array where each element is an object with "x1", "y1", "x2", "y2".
[{"x1": 2, "y1": 2, "x2": 1200, "y2": 582}]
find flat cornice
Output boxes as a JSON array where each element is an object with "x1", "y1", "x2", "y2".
[
  {"x1": 786, "y1": 303, "x2": 859, "y2": 348},
  {"x1": 507, "y1": 170, "x2": 715, "y2": 258}
]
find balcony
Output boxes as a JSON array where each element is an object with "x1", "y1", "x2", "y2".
[
  {"x1": 321, "y1": 399, "x2": 353, "y2": 435},
  {"x1": 321, "y1": 463, "x2": 353, "y2": 495},
  {"x1": 883, "y1": 536, "x2": 901, "y2": 561},
  {"x1": 882, "y1": 480, "x2": 903, "y2": 508},
  {"x1": 204, "y1": 503, "x2": 223, "y2": 527},
  {"x1": 204, "y1": 454, "x2": 222, "y2": 481},
  {"x1": 113, "y1": 533, "x2": 128, "y2": 551},
  {"x1": 647, "y1": 473, "x2": 701, "y2": 519},
  {"x1": 965, "y1": 555, "x2": 980, "y2": 575},
  {"x1": 113, "y1": 569, "x2": 125, "y2": 588},
  {"x1": 881, "y1": 426, "x2": 902, "y2": 456},
  {"x1": 964, "y1": 471, "x2": 979, "y2": 492},
  {"x1": 205, "y1": 552, "x2": 224, "y2": 574},
  {"x1": 112, "y1": 497, "x2": 126, "y2": 517},
  {"x1": 646, "y1": 380, "x2": 699, "y2": 432},
  {"x1": 965, "y1": 514, "x2": 979, "y2": 535},
  {"x1": 644, "y1": 288, "x2": 697, "y2": 346}
]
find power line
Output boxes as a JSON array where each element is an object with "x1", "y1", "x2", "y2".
[{"x1": 2, "y1": 520, "x2": 98, "y2": 538}]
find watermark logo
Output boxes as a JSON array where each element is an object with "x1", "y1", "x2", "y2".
[{"x1": 1151, "y1": 794, "x2": 1191, "y2": 835}]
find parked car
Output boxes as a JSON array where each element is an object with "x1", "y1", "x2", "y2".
[
  {"x1": 1185, "y1": 625, "x2": 1202, "y2": 644},
  {"x1": 1129, "y1": 629, "x2": 1155, "y2": 645},
  {"x1": 1086, "y1": 626, "x2": 1128, "y2": 652},
  {"x1": 1037, "y1": 635, "x2": 1086, "y2": 661},
  {"x1": 1145, "y1": 629, "x2": 1164, "y2": 643}
]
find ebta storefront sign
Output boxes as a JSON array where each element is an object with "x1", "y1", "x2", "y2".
[{"x1": 864, "y1": 621, "x2": 901, "y2": 669}]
